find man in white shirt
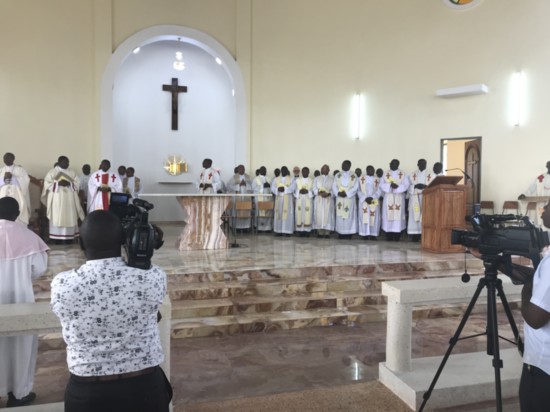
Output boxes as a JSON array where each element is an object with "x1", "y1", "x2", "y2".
[
  {"x1": 312, "y1": 164, "x2": 334, "y2": 238},
  {"x1": 51, "y1": 210, "x2": 172, "y2": 411},
  {"x1": 87, "y1": 160, "x2": 123, "y2": 213},
  {"x1": 358, "y1": 165, "x2": 382, "y2": 240},
  {"x1": 332, "y1": 160, "x2": 359, "y2": 239},
  {"x1": 0, "y1": 197, "x2": 49, "y2": 407},
  {"x1": 519, "y1": 203, "x2": 550, "y2": 411},
  {"x1": 519, "y1": 160, "x2": 550, "y2": 228},
  {"x1": 78, "y1": 164, "x2": 91, "y2": 213},
  {"x1": 380, "y1": 159, "x2": 410, "y2": 241},
  {"x1": 122, "y1": 167, "x2": 142, "y2": 199},
  {"x1": 41, "y1": 156, "x2": 85, "y2": 243},
  {"x1": 294, "y1": 167, "x2": 314, "y2": 236},
  {"x1": 252, "y1": 166, "x2": 273, "y2": 232},
  {"x1": 197, "y1": 158, "x2": 222, "y2": 194},
  {"x1": 407, "y1": 158, "x2": 429, "y2": 242},
  {"x1": 0, "y1": 152, "x2": 31, "y2": 225},
  {"x1": 226, "y1": 164, "x2": 252, "y2": 231},
  {"x1": 271, "y1": 166, "x2": 296, "y2": 236}
]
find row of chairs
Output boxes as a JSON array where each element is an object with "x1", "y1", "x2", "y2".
[{"x1": 479, "y1": 200, "x2": 538, "y2": 219}]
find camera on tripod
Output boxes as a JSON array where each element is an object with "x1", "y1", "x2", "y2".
[
  {"x1": 451, "y1": 213, "x2": 549, "y2": 283},
  {"x1": 109, "y1": 193, "x2": 163, "y2": 269}
]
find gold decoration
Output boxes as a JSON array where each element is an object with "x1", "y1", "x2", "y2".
[{"x1": 164, "y1": 155, "x2": 188, "y2": 176}]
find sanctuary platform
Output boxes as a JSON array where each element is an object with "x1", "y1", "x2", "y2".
[{"x1": 11, "y1": 224, "x2": 524, "y2": 411}]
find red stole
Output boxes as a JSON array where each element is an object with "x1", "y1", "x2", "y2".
[{"x1": 101, "y1": 173, "x2": 109, "y2": 209}]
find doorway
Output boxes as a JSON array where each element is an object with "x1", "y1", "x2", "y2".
[{"x1": 441, "y1": 137, "x2": 481, "y2": 217}]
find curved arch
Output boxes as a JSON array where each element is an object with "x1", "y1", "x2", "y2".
[{"x1": 100, "y1": 25, "x2": 247, "y2": 163}]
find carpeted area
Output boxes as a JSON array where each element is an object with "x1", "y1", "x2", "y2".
[{"x1": 178, "y1": 381, "x2": 412, "y2": 412}]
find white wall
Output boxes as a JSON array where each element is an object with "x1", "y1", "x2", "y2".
[
  {"x1": 2, "y1": 0, "x2": 550, "y2": 221},
  {"x1": 112, "y1": 41, "x2": 236, "y2": 220}
]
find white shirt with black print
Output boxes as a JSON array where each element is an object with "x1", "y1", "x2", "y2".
[{"x1": 51, "y1": 257, "x2": 166, "y2": 376}]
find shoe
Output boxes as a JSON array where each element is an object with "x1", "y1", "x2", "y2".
[{"x1": 7, "y1": 392, "x2": 36, "y2": 407}]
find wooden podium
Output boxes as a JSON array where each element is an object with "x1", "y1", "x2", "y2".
[{"x1": 421, "y1": 176, "x2": 467, "y2": 253}]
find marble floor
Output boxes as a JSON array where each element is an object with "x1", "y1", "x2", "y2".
[{"x1": 12, "y1": 224, "x2": 524, "y2": 411}]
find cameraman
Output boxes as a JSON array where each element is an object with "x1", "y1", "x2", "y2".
[
  {"x1": 51, "y1": 210, "x2": 172, "y2": 412},
  {"x1": 519, "y1": 202, "x2": 550, "y2": 412}
]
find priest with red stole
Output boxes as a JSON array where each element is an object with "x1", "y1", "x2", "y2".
[{"x1": 87, "y1": 159, "x2": 123, "y2": 213}]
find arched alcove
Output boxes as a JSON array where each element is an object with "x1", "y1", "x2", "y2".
[{"x1": 100, "y1": 25, "x2": 247, "y2": 221}]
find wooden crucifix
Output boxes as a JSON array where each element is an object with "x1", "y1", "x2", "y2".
[{"x1": 162, "y1": 78, "x2": 188, "y2": 130}]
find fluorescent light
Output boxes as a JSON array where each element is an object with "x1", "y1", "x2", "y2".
[
  {"x1": 132, "y1": 47, "x2": 140, "y2": 54},
  {"x1": 215, "y1": 57, "x2": 222, "y2": 65},
  {"x1": 352, "y1": 93, "x2": 361, "y2": 139},
  {"x1": 511, "y1": 71, "x2": 523, "y2": 127}
]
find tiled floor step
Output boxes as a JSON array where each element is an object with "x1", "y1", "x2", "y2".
[
  {"x1": 171, "y1": 290, "x2": 383, "y2": 318},
  {"x1": 171, "y1": 296, "x2": 522, "y2": 339}
]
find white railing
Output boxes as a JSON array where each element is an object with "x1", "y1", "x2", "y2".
[{"x1": 0, "y1": 296, "x2": 172, "y2": 411}]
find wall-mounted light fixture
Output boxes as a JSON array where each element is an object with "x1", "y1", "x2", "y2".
[
  {"x1": 511, "y1": 71, "x2": 524, "y2": 127},
  {"x1": 352, "y1": 93, "x2": 361, "y2": 140}
]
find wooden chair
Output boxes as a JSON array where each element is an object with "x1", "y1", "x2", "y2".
[
  {"x1": 255, "y1": 200, "x2": 274, "y2": 232},
  {"x1": 525, "y1": 201, "x2": 538, "y2": 222},
  {"x1": 502, "y1": 200, "x2": 520, "y2": 215},
  {"x1": 479, "y1": 200, "x2": 494, "y2": 215}
]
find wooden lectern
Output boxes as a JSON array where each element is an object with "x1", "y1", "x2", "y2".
[{"x1": 421, "y1": 176, "x2": 467, "y2": 253}]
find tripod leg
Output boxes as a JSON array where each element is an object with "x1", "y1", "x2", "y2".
[
  {"x1": 486, "y1": 279, "x2": 504, "y2": 412},
  {"x1": 418, "y1": 278, "x2": 487, "y2": 412},
  {"x1": 496, "y1": 279, "x2": 524, "y2": 355}
]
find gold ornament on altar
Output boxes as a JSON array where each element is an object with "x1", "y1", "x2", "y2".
[{"x1": 164, "y1": 155, "x2": 188, "y2": 176}]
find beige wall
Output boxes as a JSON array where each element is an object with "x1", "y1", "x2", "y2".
[{"x1": 1, "y1": 0, "x2": 549, "y2": 214}]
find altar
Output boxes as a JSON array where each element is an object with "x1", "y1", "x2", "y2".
[
  {"x1": 141, "y1": 193, "x2": 257, "y2": 251},
  {"x1": 176, "y1": 195, "x2": 232, "y2": 250}
]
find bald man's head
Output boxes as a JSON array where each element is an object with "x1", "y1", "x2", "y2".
[
  {"x1": 0, "y1": 197, "x2": 20, "y2": 221},
  {"x1": 80, "y1": 211, "x2": 123, "y2": 259}
]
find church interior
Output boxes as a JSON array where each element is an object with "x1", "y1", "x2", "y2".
[{"x1": 2, "y1": 0, "x2": 549, "y2": 410}]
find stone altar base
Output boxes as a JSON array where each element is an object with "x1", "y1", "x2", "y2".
[{"x1": 379, "y1": 348, "x2": 522, "y2": 410}]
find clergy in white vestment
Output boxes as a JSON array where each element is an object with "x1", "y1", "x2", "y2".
[
  {"x1": 226, "y1": 165, "x2": 253, "y2": 230},
  {"x1": 518, "y1": 160, "x2": 550, "y2": 229},
  {"x1": 197, "y1": 158, "x2": 222, "y2": 194},
  {"x1": 0, "y1": 197, "x2": 49, "y2": 407},
  {"x1": 271, "y1": 166, "x2": 296, "y2": 235},
  {"x1": 78, "y1": 164, "x2": 91, "y2": 213},
  {"x1": 87, "y1": 159, "x2": 123, "y2": 213},
  {"x1": 358, "y1": 166, "x2": 382, "y2": 239},
  {"x1": 294, "y1": 167, "x2": 314, "y2": 234},
  {"x1": 331, "y1": 160, "x2": 359, "y2": 238},
  {"x1": 380, "y1": 159, "x2": 410, "y2": 241},
  {"x1": 252, "y1": 166, "x2": 273, "y2": 232},
  {"x1": 122, "y1": 167, "x2": 142, "y2": 199},
  {"x1": 407, "y1": 158, "x2": 433, "y2": 241},
  {"x1": 0, "y1": 152, "x2": 31, "y2": 225},
  {"x1": 41, "y1": 156, "x2": 85, "y2": 242},
  {"x1": 312, "y1": 164, "x2": 335, "y2": 238}
]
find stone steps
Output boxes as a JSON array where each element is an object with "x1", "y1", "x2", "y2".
[{"x1": 35, "y1": 260, "x2": 496, "y2": 340}]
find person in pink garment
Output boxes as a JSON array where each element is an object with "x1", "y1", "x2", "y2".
[{"x1": 0, "y1": 197, "x2": 49, "y2": 407}]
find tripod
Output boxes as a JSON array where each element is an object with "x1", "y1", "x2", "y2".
[{"x1": 418, "y1": 255, "x2": 523, "y2": 412}]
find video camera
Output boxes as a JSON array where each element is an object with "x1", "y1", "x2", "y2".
[
  {"x1": 451, "y1": 214, "x2": 549, "y2": 282},
  {"x1": 109, "y1": 193, "x2": 164, "y2": 269}
]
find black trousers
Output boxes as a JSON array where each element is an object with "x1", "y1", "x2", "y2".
[
  {"x1": 519, "y1": 363, "x2": 550, "y2": 412},
  {"x1": 64, "y1": 366, "x2": 173, "y2": 412}
]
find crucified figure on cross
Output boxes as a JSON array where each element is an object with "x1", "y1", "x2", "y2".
[{"x1": 162, "y1": 78, "x2": 188, "y2": 130}]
